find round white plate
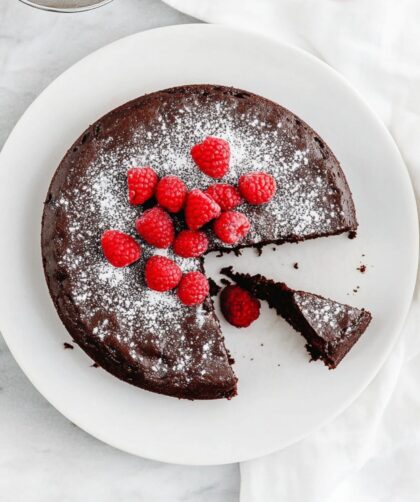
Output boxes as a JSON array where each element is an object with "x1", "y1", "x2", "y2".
[{"x1": 0, "y1": 25, "x2": 417, "y2": 465}]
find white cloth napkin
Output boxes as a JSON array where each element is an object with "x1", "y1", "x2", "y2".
[{"x1": 162, "y1": 1, "x2": 420, "y2": 500}]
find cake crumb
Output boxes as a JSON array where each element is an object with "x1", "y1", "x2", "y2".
[
  {"x1": 272, "y1": 247, "x2": 276, "y2": 251},
  {"x1": 91, "y1": 363, "x2": 99, "y2": 368},
  {"x1": 255, "y1": 244, "x2": 263, "y2": 256},
  {"x1": 63, "y1": 342, "x2": 74, "y2": 350},
  {"x1": 208, "y1": 278, "x2": 221, "y2": 297},
  {"x1": 293, "y1": 262, "x2": 299, "y2": 269},
  {"x1": 348, "y1": 231, "x2": 357, "y2": 239},
  {"x1": 260, "y1": 343, "x2": 264, "y2": 347},
  {"x1": 357, "y1": 264, "x2": 367, "y2": 273}
]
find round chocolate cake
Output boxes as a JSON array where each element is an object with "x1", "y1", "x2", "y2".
[{"x1": 41, "y1": 85, "x2": 357, "y2": 400}]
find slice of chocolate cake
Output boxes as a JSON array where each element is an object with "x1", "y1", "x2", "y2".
[{"x1": 221, "y1": 267, "x2": 372, "y2": 368}]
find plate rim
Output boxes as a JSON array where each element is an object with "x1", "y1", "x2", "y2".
[{"x1": 0, "y1": 23, "x2": 418, "y2": 465}]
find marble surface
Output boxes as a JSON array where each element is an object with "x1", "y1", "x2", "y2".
[{"x1": 0, "y1": 1, "x2": 239, "y2": 500}]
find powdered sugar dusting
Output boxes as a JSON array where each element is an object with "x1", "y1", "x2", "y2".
[{"x1": 294, "y1": 292, "x2": 365, "y2": 346}]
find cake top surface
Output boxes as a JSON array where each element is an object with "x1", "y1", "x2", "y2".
[{"x1": 293, "y1": 292, "x2": 367, "y2": 346}]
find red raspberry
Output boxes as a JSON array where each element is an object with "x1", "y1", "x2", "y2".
[
  {"x1": 173, "y1": 230, "x2": 208, "y2": 258},
  {"x1": 213, "y1": 211, "x2": 251, "y2": 245},
  {"x1": 220, "y1": 285, "x2": 260, "y2": 328},
  {"x1": 185, "y1": 189, "x2": 221, "y2": 230},
  {"x1": 156, "y1": 176, "x2": 187, "y2": 213},
  {"x1": 145, "y1": 255, "x2": 182, "y2": 292},
  {"x1": 101, "y1": 230, "x2": 141, "y2": 268},
  {"x1": 127, "y1": 167, "x2": 158, "y2": 205},
  {"x1": 177, "y1": 271, "x2": 209, "y2": 306},
  {"x1": 191, "y1": 137, "x2": 230, "y2": 179},
  {"x1": 238, "y1": 171, "x2": 277, "y2": 205},
  {"x1": 135, "y1": 207, "x2": 174, "y2": 249},
  {"x1": 205, "y1": 184, "x2": 242, "y2": 211}
]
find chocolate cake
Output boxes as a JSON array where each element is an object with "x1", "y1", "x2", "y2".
[
  {"x1": 41, "y1": 84, "x2": 358, "y2": 399},
  {"x1": 221, "y1": 267, "x2": 372, "y2": 368}
]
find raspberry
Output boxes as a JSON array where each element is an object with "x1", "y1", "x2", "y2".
[
  {"x1": 101, "y1": 230, "x2": 141, "y2": 268},
  {"x1": 185, "y1": 189, "x2": 221, "y2": 230},
  {"x1": 205, "y1": 183, "x2": 242, "y2": 211},
  {"x1": 145, "y1": 255, "x2": 182, "y2": 292},
  {"x1": 220, "y1": 285, "x2": 260, "y2": 328},
  {"x1": 213, "y1": 211, "x2": 251, "y2": 245},
  {"x1": 127, "y1": 167, "x2": 158, "y2": 205},
  {"x1": 177, "y1": 271, "x2": 209, "y2": 306},
  {"x1": 238, "y1": 171, "x2": 277, "y2": 205},
  {"x1": 135, "y1": 207, "x2": 174, "y2": 249},
  {"x1": 156, "y1": 176, "x2": 187, "y2": 213},
  {"x1": 173, "y1": 230, "x2": 208, "y2": 258},
  {"x1": 191, "y1": 137, "x2": 230, "y2": 179}
]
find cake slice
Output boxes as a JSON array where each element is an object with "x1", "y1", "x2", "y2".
[{"x1": 221, "y1": 267, "x2": 372, "y2": 368}]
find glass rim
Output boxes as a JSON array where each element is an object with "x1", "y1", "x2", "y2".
[{"x1": 18, "y1": 0, "x2": 114, "y2": 12}]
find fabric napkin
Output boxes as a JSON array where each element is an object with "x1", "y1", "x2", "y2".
[{"x1": 162, "y1": 1, "x2": 420, "y2": 500}]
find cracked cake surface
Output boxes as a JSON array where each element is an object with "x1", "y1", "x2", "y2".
[{"x1": 41, "y1": 84, "x2": 357, "y2": 399}]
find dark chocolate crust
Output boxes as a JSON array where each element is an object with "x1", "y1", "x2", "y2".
[
  {"x1": 42, "y1": 84, "x2": 358, "y2": 399},
  {"x1": 221, "y1": 267, "x2": 372, "y2": 368}
]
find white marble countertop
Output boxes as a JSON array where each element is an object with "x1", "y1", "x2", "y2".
[{"x1": 0, "y1": 1, "x2": 239, "y2": 500}]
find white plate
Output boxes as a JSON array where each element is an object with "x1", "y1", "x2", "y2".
[{"x1": 0, "y1": 25, "x2": 417, "y2": 466}]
